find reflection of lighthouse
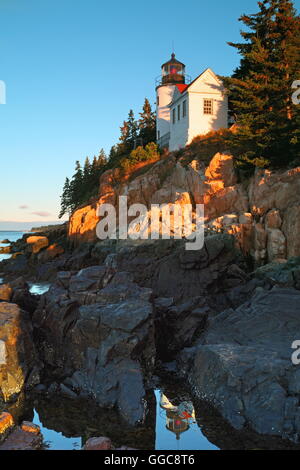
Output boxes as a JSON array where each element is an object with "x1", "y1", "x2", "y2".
[{"x1": 159, "y1": 392, "x2": 195, "y2": 441}]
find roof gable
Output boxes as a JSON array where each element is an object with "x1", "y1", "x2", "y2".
[
  {"x1": 168, "y1": 68, "x2": 224, "y2": 108},
  {"x1": 187, "y1": 68, "x2": 224, "y2": 94}
]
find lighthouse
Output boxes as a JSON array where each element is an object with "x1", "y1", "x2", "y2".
[
  {"x1": 156, "y1": 53, "x2": 190, "y2": 149},
  {"x1": 155, "y1": 54, "x2": 228, "y2": 152}
]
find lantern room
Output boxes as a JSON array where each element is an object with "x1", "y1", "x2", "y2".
[{"x1": 161, "y1": 53, "x2": 186, "y2": 85}]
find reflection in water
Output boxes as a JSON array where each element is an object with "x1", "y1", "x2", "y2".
[
  {"x1": 1, "y1": 384, "x2": 300, "y2": 450},
  {"x1": 160, "y1": 393, "x2": 194, "y2": 440},
  {"x1": 156, "y1": 390, "x2": 218, "y2": 451},
  {"x1": 33, "y1": 409, "x2": 81, "y2": 450},
  {"x1": 28, "y1": 392, "x2": 156, "y2": 450},
  {"x1": 29, "y1": 283, "x2": 50, "y2": 295}
]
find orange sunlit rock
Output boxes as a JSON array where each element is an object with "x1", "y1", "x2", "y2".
[
  {"x1": 0, "y1": 412, "x2": 14, "y2": 438},
  {"x1": 26, "y1": 236, "x2": 49, "y2": 254}
]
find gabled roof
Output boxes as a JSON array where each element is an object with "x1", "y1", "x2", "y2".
[
  {"x1": 185, "y1": 68, "x2": 222, "y2": 91},
  {"x1": 169, "y1": 68, "x2": 223, "y2": 107}
]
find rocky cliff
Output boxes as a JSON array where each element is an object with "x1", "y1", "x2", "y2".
[{"x1": 68, "y1": 153, "x2": 300, "y2": 266}]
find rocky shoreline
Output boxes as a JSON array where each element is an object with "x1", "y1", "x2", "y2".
[
  {"x1": 1, "y1": 153, "x2": 300, "y2": 449},
  {"x1": 0, "y1": 227, "x2": 300, "y2": 449}
]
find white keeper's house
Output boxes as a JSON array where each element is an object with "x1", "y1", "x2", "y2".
[{"x1": 156, "y1": 53, "x2": 228, "y2": 151}]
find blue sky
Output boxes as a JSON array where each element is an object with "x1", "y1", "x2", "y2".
[{"x1": 0, "y1": 0, "x2": 299, "y2": 230}]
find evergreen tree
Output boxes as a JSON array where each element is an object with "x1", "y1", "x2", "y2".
[
  {"x1": 127, "y1": 109, "x2": 138, "y2": 148},
  {"x1": 59, "y1": 100, "x2": 156, "y2": 217},
  {"x1": 138, "y1": 98, "x2": 156, "y2": 145},
  {"x1": 97, "y1": 148, "x2": 107, "y2": 166},
  {"x1": 83, "y1": 156, "x2": 91, "y2": 185},
  {"x1": 59, "y1": 177, "x2": 71, "y2": 218},
  {"x1": 119, "y1": 120, "x2": 130, "y2": 149},
  {"x1": 223, "y1": 0, "x2": 300, "y2": 170},
  {"x1": 69, "y1": 161, "x2": 84, "y2": 210}
]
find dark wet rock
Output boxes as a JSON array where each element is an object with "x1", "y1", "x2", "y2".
[
  {"x1": 63, "y1": 243, "x2": 94, "y2": 271},
  {"x1": 0, "y1": 278, "x2": 39, "y2": 314},
  {"x1": 34, "y1": 384, "x2": 47, "y2": 394},
  {"x1": 0, "y1": 239, "x2": 11, "y2": 244},
  {"x1": 254, "y1": 257, "x2": 300, "y2": 290},
  {"x1": 0, "y1": 254, "x2": 28, "y2": 278},
  {"x1": 89, "y1": 235, "x2": 245, "y2": 303},
  {"x1": 0, "y1": 302, "x2": 40, "y2": 403},
  {"x1": 155, "y1": 296, "x2": 210, "y2": 361},
  {"x1": 33, "y1": 268, "x2": 155, "y2": 425},
  {"x1": 47, "y1": 383, "x2": 59, "y2": 395},
  {"x1": 60, "y1": 383, "x2": 78, "y2": 399},
  {"x1": 178, "y1": 287, "x2": 300, "y2": 442}
]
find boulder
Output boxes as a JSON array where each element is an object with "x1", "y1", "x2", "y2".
[
  {"x1": 205, "y1": 153, "x2": 237, "y2": 187},
  {"x1": 253, "y1": 223, "x2": 267, "y2": 265},
  {"x1": 267, "y1": 228, "x2": 287, "y2": 262},
  {"x1": 266, "y1": 209, "x2": 282, "y2": 229},
  {"x1": 0, "y1": 284, "x2": 12, "y2": 302},
  {"x1": 37, "y1": 243, "x2": 64, "y2": 263},
  {"x1": 26, "y1": 236, "x2": 49, "y2": 254},
  {"x1": 179, "y1": 287, "x2": 300, "y2": 441},
  {"x1": 83, "y1": 436, "x2": 112, "y2": 450},
  {"x1": 282, "y1": 205, "x2": 300, "y2": 259},
  {"x1": 0, "y1": 302, "x2": 39, "y2": 402},
  {"x1": 0, "y1": 412, "x2": 14, "y2": 442},
  {"x1": 0, "y1": 280, "x2": 39, "y2": 314},
  {"x1": 254, "y1": 258, "x2": 300, "y2": 290},
  {"x1": 0, "y1": 246, "x2": 10, "y2": 254}
]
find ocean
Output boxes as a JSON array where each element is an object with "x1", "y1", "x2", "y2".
[{"x1": 0, "y1": 230, "x2": 25, "y2": 263}]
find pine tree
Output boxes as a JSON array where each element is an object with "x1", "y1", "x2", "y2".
[
  {"x1": 83, "y1": 156, "x2": 91, "y2": 183},
  {"x1": 224, "y1": 0, "x2": 300, "y2": 170},
  {"x1": 127, "y1": 109, "x2": 138, "y2": 147},
  {"x1": 138, "y1": 98, "x2": 156, "y2": 145},
  {"x1": 97, "y1": 148, "x2": 107, "y2": 167},
  {"x1": 69, "y1": 161, "x2": 84, "y2": 210},
  {"x1": 119, "y1": 120, "x2": 130, "y2": 148},
  {"x1": 59, "y1": 177, "x2": 71, "y2": 218}
]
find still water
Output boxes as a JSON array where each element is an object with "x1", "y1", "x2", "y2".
[
  {"x1": 0, "y1": 231, "x2": 25, "y2": 264},
  {"x1": 29, "y1": 390, "x2": 219, "y2": 451}
]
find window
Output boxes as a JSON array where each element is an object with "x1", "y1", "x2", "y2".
[
  {"x1": 157, "y1": 96, "x2": 159, "y2": 106},
  {"x1": 177, "y1": 105, "x2": 180, "y2": 121},
  {"x1": 183, "y1": 100, "x2": 187, "y2": 118},
  {"x1": 172, "y1": 108, "x2": 176, "y2": 124},
  {"x1": 157, "y1": 130, "x2": 160, "y2": 140},
  {"x1": 203, "y1": 99, "x2": 213, "y2": 115}
]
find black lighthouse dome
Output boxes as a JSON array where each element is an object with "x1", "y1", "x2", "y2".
[{"x1": 161, "y1": 53, "x2": 186, "y2": 85}]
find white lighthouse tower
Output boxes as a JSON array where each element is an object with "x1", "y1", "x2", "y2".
[{"x1": 156, "y1": 53, "x2": 189, "y2": 149}]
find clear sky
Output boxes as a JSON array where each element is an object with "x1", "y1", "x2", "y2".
[{"x1": 0, "y1": 0, "x2": 299, "y2": 230}]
